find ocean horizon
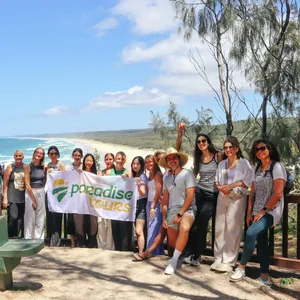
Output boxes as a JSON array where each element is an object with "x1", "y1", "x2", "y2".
[{"x1": 0, "y1": 137, "x2": 93, "y2": 167}]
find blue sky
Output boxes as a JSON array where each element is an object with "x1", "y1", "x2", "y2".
[{"x1": 0, "y1": 0, "x2": 255, "y2": 136}]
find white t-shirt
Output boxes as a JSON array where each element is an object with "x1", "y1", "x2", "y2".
[
  {"x1": 163, "y1": 169, "x2": 196, "y2": 208},
  {"x1": 252, "y1": 162, "x2": 287, "y2": 226}
]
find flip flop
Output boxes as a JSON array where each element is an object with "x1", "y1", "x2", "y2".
[{"x1": 132, "y1": 253, "x2": 149, "y2": 262}]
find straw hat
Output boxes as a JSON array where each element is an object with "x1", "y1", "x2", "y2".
[{"x1": 158, "y1": 147, "x2": 188, "y2": 169}]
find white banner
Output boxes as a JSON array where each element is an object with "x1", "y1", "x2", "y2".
[{"x1": 46, "y1": 171, "x2": 138, "y2": 222}]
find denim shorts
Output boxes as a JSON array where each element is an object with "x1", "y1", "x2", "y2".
[
  {"x1": 166, "y1": 206, "x2": 196, "y2": 230},
  {"x1": 135, "y1": 198, "x2": 147, "y2": 220}
]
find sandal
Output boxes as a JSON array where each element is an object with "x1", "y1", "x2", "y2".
[{"x1": 132, "y1": 253, "x2": 149, "y2": 262}]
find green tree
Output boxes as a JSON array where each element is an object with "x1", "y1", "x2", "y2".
[
  {"x1": 230, "y1": 0, "x2": 300, "y2": 138},
  {"x1": 171, "y1": 0, "x2": 238, "y2": 136},
  {"x1": 150, "y1": 102, "x2": 216, "y2": 152}
]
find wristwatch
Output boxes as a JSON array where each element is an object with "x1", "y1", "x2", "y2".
[
  {"x1": 177, "y1": 213, "x2": 183, "y2": 217},
  {"x1": 263, "y1": 206, "x2": 268, "y2": 212}
]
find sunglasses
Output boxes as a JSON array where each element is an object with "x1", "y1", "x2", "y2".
[
  {"x1": 223, "y1": 146, "x2": 234, "y2": 150},
  {"x1": 256, "y1": 146, "x2": 267, "y2": 153},
  {"x1": 49, "y1": 152, "x2": 58, "y2": 156},
  {"x1": 197, "y1": 139, "x2": 207, "y2": 144}
]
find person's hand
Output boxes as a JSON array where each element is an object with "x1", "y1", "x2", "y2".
[
  {"x1": 218, "y1": 185, "x2": 231, "y2": 195},
  {"x1": 150, "y1": 207, "x2": 156, "y2": 218},
  {"x1": 2, "y1": 199, "x2": 8, "y2": 210},
  {"x1": 48, "y1": 168, "x2": 54, "y2": 173},
  {"x1": 173, "y1": 215, "x2": 181, "y2": 224},
  {"x1": 178, "y1": 122, "x2": 186, "y2": 134},
  {"x1": 76, "y1": 168, "x2": 82, "y2": 173},
  {"x1": 32, "y1": 200, "x2": 37, "y2": 210},
  {"x1": 253, "y1": 209, "x2": 266, "y2": 223},
  {"x1": 163, "y1": 218, "x2": 168, "y2": 229},
  {"x1": 246, "y1": 212, "x2": 252, "y2": 228},
  {"x1": 121, "y1": 174, "x2": 128, "y2": 178},
  {"x1": 158, "y1": 195, "x2": 163, "y2": 205}
]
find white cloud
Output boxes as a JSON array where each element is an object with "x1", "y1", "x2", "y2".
[
  {"x1": 86, "y1": 86, "x2": 182, "y2": 110},
  {"x1": 43, "y1": 106, "x2": 68, "y2": 116},
  {"x1": 113, "y1": 0, "x2": 178, "y2": 35},
  {"x1": 93, "y1": 17, "x2": 119, "y2": 36}
]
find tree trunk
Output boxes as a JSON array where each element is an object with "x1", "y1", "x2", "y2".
[{"x1": 216, "y1": 29, "x2": 233, "y2": 137}]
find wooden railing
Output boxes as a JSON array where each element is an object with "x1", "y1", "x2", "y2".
[{"x1": 203, "y1": 194, "x2": 300, "y2": 269}]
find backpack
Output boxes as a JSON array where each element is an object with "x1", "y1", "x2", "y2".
[{"x1": 255, "y1": 161, "x2": 294, "y2": 195}]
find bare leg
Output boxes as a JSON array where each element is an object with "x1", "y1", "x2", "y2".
[
  {"x1": 135, "y1": 219, "x2": 146, "y2": 254},
  {"x1": 134, "y1": 226, "x2": 167, "y2": 260},
  {"x1": 175, "y1": 215, "x2": 194, "y2": 252}
]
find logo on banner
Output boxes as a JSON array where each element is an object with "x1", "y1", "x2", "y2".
[{"x1": 52, "y1": 179, "x2": 68, "y2": 203}]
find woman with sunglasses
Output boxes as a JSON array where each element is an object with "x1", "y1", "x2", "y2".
[
  {"x1": 211, "y1": 136, "x2": 252, "y2": 272},
  {"x1": 24, "y1": 147, "x2": 46, "y2": 239},
  {"x1": 66, "y1": 148, "x2": 83, "y2": 248},
  {"x1": 46, "y1": 146, "x2": 66, "y2": 247},
  {"x1": 183, "y1": 134, "x2": 222, "y2": 266},
  {"x1": 231, "y1": 140, "x2": 286, "y2": 285}
]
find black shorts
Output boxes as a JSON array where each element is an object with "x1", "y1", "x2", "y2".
[{"x1": 135, "y1": 198, "x2": 147, "y2": 220}]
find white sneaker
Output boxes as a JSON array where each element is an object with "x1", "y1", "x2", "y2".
[
  {"x1": 257, "y1": 277, "x2": 272, "y2": 287},
  {"x1": 230, "y1": 267, "x2": 245, "y2": 282},
  {"x1": 215, "y1": 263, "x2": 233, "y2": 273},
  {"x1": 183, "y1": 255, "x2": 192, "y2": 264},
  {"x1": 210, "y1": 261, "x2": 221, "y2": 270},
  {"x1": 164, "y1": 260, "x2": 177, "y2": 275},
  {"x1": 191, "y1": 259, "x2": 201, "y2": 267}
]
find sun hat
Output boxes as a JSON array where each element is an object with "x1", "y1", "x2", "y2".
[{"x1": 158, "y1": 147, "x2": 188, "y2": 169}]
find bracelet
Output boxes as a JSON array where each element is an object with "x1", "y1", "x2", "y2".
[
  {"x1": 150, "y1": 207, "x2": 155, "y2": 210},
  {"x1": 178, "y1": 133, "x2": 182, "y2": 136}
]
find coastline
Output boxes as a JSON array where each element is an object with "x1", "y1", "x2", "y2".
[
  {"x1": 63, "y1": 138, "x2": 157, "y2": 169},
  {"x1": 17, "y1": 136, "x2": 194, "y2": 170}
]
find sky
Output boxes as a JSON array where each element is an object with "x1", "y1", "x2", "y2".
[{"x1": 0, "y1": 0, "x2": 257, "y2": 136}]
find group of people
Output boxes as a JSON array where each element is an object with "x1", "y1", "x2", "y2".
[{"x1": 0, "y1": 126, "x2": 287, "y2": 286}]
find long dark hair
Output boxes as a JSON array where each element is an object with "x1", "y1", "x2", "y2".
[
  {"x1": 222, "y1": 136, "x2": 243, "y2": 159},
  {"x1": 250, "y1": 139, "x2": 280, "y2": 168},
  {"x1": 131, "y1": 156, "x2": 144, "y2": 178},
  {"x1": 82, "y1": 153, "x2": 97, "y2": 175},
  {"x1": 194, "y1": 133, "x2": 218, "y2": 175}
]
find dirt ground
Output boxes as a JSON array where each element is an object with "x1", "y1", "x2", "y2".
[{"x1": 1, "y1": 248, "x2": 299, "y2": 300}]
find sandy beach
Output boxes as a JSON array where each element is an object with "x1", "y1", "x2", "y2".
[{"x1": 63, "y1": 137, "x2": 194, "y2": 170}]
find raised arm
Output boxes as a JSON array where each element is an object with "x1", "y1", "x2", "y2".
[{"x1": 175, "y1": 122, "x2": 185, "y2": 152}]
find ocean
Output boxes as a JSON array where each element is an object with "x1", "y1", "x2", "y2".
[{"x1": 0, "y1": 137, "x2": 90, "y2": 167}]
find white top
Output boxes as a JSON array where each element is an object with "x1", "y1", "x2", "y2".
[
  {"x1": 163, "y1": 169, "x2": 196, "y2": 208},
  {"x1": 147, "y1": 178, "x2": 156, "y2": 203},
  {"x1": 252, "y1": 162, "x2": 287, "y2": 226}
]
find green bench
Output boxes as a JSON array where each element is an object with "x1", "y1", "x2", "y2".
[{"x1": 0, "y1": 217, "x2": 44, "y2": 290}]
